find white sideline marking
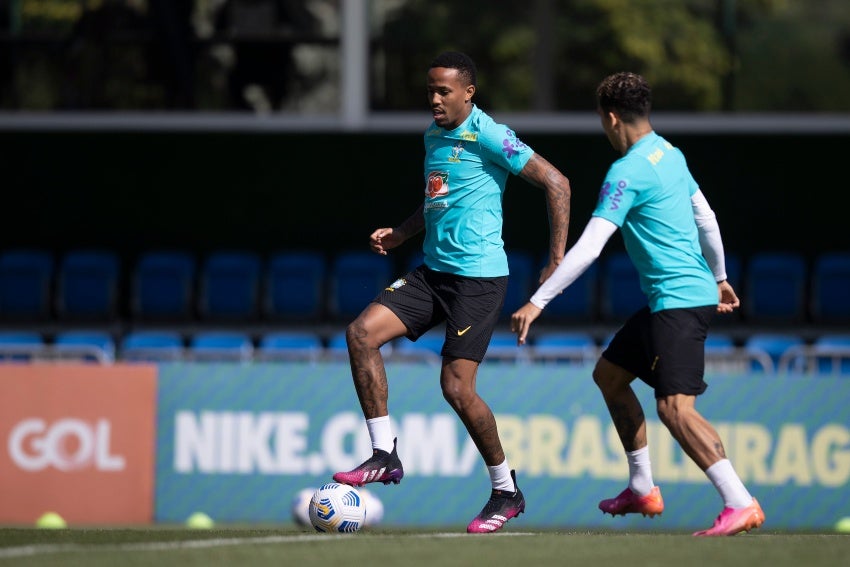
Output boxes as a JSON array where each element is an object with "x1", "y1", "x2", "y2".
[{"x1": 0, "y1": 532, "x2": 534, "y2": 558}]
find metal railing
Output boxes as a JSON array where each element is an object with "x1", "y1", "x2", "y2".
[{"x1": 2, "y1": 343, "x2": 847, "y2": 376}]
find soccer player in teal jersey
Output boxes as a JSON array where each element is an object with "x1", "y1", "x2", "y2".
[
  {"x1": 333, "y1": 51, "x2": 572, "y2": 533},
  {"x1": 421, "y1": 105, "x2": 534, "y2": 277},
  {"x1": 511, "y1": 72, "x2": 765, "y2": 536}
]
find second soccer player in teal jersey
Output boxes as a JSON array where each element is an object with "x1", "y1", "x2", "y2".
[
  {"x1": 333, "y1": 51, "x2": 572, "y2": 533},
  {"x1": 512, "y1": 71, "x2": 764, "y2": 536}
]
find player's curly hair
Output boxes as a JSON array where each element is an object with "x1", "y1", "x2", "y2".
[
  {"x1": 430, "y1": 51, "x2": 477, "y2": 87},
  {"x1": 596, "y1": 72, "x2": 651, "y2": 123}
]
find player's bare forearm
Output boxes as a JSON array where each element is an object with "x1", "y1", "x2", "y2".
[
  {"x1": 395, "y1": 204, "x2": 425, "y2": 242},
  {"x1": 370, "y1": 205, "x2": 425, "y2": 255},
  {"x1": 543, "y1": 183, "x2": 571, "y2": 280},
  {"x1": 519, "y1": 154, "x2": 571, "y2": 280}
]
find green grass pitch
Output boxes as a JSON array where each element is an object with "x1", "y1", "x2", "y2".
[{"x1": 1, "y1": 526, "x2": 848, "y2": 567}]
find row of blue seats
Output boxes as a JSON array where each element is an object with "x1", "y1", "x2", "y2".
[
  {"x1": 0, "y1": 248, "x2": 848, "y2": 325},
  {"x1": 0, "y1": 329, "x2": 847, "y2": 375}
]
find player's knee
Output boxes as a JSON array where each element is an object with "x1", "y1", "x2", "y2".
[
  {"x1": 593, "y1": 358, "x2": 635, "y2": 394},
  {"x1": 655, "y1": 404, "x2": 674, "y2": 429},
  {"x1": 591, "y1": 365, "x2": 606, "y2": 389},
  {"x1": 345, "y1": 319, "x2": 372, "y2": 352},
  {"x1": 440, "y1": 385, "x2": 458, "y2": 409},
  {"x1": 592, "y1": 361, "x2": 619, "y2": 393},
  {"x1": 440, "y1": 377, "x2": 475, "y2": 410},
  {"x1": 655, "y1": 397, "x2": 687, "y2": 431}
]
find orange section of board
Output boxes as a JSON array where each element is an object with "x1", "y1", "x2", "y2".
[{"x1": 0, "y1": 364, "x2": 157, "y2": 525}]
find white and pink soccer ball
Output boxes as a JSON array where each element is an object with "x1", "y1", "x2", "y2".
[{"x1": 292, "y1": 484, "x2": 383, "y2": 532}]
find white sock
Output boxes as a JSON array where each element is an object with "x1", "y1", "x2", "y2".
[
  {"x1": 705, "y1": 459, "x2": 753, "y2": 509},
  {"x1": 626, "y1": 446, "x2": 655, "y2": 496},
  {"x1": 366, "y1": 416, "x2": 394, "y2": 453},
  {"x1": 488, "y1": 459, "x2": 515, "y2": 492}
]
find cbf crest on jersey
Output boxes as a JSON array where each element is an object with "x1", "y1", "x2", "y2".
[
  {"x1": 449, "y1": 141, "x2": 465, "y2": 163},
  {"x1": 426, "y1": 171, "x2": 449, "y2": 198}
]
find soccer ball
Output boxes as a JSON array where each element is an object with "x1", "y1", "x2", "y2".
[
  {"x1": 359, "y1": 488, "x2": 384, "y2": 526},
  {"x1": 308, "y1": 482, "x2": 367, "y2": 533},
  {"x1": 291, "y1": 487, "x2": 317, "y2": 527}
]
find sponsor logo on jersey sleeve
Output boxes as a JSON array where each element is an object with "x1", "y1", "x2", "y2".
[
  {"x1": 599, "y1": 179, "x2": 626, "y2": 210},
  {"x1": 501, "y1": 128, "x2": 528, "y2": 158}
]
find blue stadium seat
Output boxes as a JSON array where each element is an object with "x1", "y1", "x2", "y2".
[
  {"x1": 542, "y1": 260, "x2": 598, "y2": 323},
  {"x1": 197, "y1": 251, "x2": 262, "y2": 321},
  {"x1": 712, "y1": 253, "x2": 743, "y2": 326},
  {"x1": 120, "y1": 330, "x2": 185, "y2": 362},
  {"x1": 406, "y1": 251, "x2": 425, "y2": 273},
  {"x1": 189, "y1": 331, "x2": 254, "y2": 362},
  {"x1": 328, "y1": 251, "x2": 394, "y2": 320},
  {"x1": 264, "y1": 251, "x2": 326, "y2": 321},
  {"x1": 809, "y1": 334, "x2": 850, "y2": 376},
  {"x1": 743, "y1": 252, "x2": 807, "y2": 324},
  {"x1": 501, "y1": 250, "x2": 535, "y2": 319},
  {"x1": 745, "y1": 333, "x2": 805, "y2": 374},
  {"x1": 55, "y1": 249, "x2": 120, "y2": 321},
  {"x1": 0, "y1": 249, "x2": 54, "y2": 321},
  {"x1": 810, "y1": 252, "x2": 850, "y2": 324},
  {"x1": 705, "y1": 333, "x2": 735, "y2": 351},
  {"x1": 600, "y1": 251, "x2": 644, "y2": 322},
  {"x1": 0, "y1": 331, "x2": 45, "y2": 362},
  {"x1": 324, "y1": 330, "x2": 350, "y2": 361},
  {"x1": 53, "y1": 330, "x2": 116, "y2": 363},
  {"x1": 532, "y1": 331, "x2": 598, "y2": 366},
  {"x1": 257, "y1": 331, "x2": 324, "y2": 362},
  {"x1": 484, "y1": 331, "x2": 529, "y2": 363},
  {"x1": 703, "y1": 332, "x2": 744, "y2": 373},
  {"x1": 722, "y1": 252, "x2": 742, "y2": 288},
  {"x1": 391, "y1": 328, "x2": 443, "y2": 364},
  {"x1": 131, "y1": 250, "x2": 197, "y2": 321}
]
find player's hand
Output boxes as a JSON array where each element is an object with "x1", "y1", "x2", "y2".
[
  {"x1": 511, "y1": 302, "x2": 543, "y2": 345},
  {"x1": 538, "y1": 260, "x2": 561, "y2": 286},
  {"x1": 369, "y1": 227, "x2": 403, "y2": 255},
  {"x1": 716, "y1": 280, "x2": 740, "y2": 314}
]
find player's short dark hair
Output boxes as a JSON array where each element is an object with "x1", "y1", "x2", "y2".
[
  {"x1": 430, "y1": 51, "x2": 477, "y2": 87},
  {"x1": 596, "y1": 72, "x2": 651, "y2": 123}
]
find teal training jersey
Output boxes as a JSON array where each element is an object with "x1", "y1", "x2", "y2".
[
  {"x1": 592, "y1": 131, "x2": 717, "y2": 312},
  {"x1": 421, "y1": 105, "x2": 533, "y2": 277}
]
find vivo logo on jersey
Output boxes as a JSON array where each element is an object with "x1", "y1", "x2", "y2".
[
  {"x1": 7, "y1": 418, "x2": 126, "y2": 472},
  {"x1": 599, "y1": 180, "x2": 626, "y2": 210}
]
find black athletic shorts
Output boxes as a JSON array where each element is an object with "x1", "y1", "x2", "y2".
[
  {"x1": 374, "y1": 264, "x2": 507, "y2": 363},
  {"x1": 601, "y1": 304, "x2": 716, "y2": 398}
]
